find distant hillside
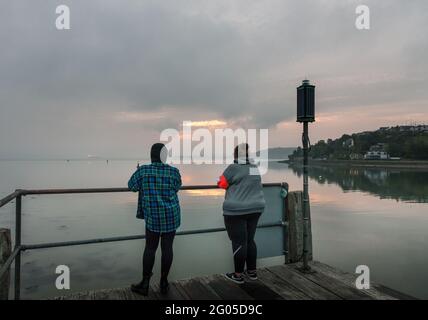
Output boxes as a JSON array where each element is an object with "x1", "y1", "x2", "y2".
[
  {"x1": 289, "y1": 125, "x2": 428, "y2": 161},
  {"x1": 257, "y1": 147, "x2": 296, "y2": 160}
]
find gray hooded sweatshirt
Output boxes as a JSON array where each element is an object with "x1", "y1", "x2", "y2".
[{"x1": 221, "y1": 162, "x2": 266, "y2": 216}]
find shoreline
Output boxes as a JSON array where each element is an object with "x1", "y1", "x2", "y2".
[{"x1": 283, "y1": 159, "x2": 428, "y2": 170}]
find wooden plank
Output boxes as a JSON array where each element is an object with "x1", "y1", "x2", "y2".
[
  {"x1": 121, "y1": 287, "x2": 142, "y2": 300},
  {"x1": 0, "y1": 229, "x2": 11, "y2": 300},
  {"x1": 285, "y1": 264, "x2": 373, "y2": 300},
  {"x1": 106, "y1": 288, "x2": 129, "y2": 300},
  {"x1": 125, "y1": 287, "x2": 149, "y2": 300},
  {"x1": 372, "y1": 284, "x2": 416, "y2": 300},
  {"x1": 239, "y1": 278, "x2": 286, "y2": 300},
  {"x1": 53, "y1": 262, "x2": 413, "y2": 300},
  {"x1": 310, "y1": 261, "x2": 397, "y2": 300},
  {"x1": 202, "y1": 275, "x2": 253, "y2": 300},
  {"x1": 267, "y1": 265, "x2": 341, "y2": 300},
  {"x1": 81, "y1": 292, "x2": 95, "y2": 300},
  {"x1": 64, "y1": 291, "x2": 92, "y2": 300},
  {"x1": 89, "y1": 286, "x2": 159, "y2": 300},
  {"x1": 91, "y1": 289, "x2": 112, "y2": 300},
  {"x1": 148, "y1": 285, "x2": 163, "y2": 300},
  {"x1": 194, "y1": 278, "x2": 222, "y2": 300},
  {"x1": 152, "y1": 283, "x2": 187, "y2": 300},
  {"x1": 112, "y1": 288, "x2": 130, "y2": 300},
  {"x1": 177, "y1": 278, "x2": 221, "y2": 300},
  {"x1": 171, "y1": 282, "x2": 191, "y2": 300},
  {"x1": 257, "y1": 268, "x2": 312, "y2": 300}
]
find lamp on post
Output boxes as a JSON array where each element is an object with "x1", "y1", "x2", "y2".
[{"x1": 296, "y1": 79, "x2": 315, "y2": 272}]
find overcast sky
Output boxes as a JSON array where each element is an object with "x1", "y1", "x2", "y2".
[{"x1": 1, "y1": 0, "x2": 427, "y2": 159}]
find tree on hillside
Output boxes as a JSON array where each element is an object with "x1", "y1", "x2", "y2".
[{"x1": 288, "y1": 127, "x2": 428, "y2": 161}]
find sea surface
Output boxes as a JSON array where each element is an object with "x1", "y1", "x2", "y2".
[{"x1": 0, "y1": 160, "x2": 427, "y2": 299}]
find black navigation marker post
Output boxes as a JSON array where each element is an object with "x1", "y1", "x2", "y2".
[{"x1": 297, "y1": 79, "x2": 315, "y2": 272}]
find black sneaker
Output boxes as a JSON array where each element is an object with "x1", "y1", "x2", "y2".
[
  {"x1": 244, "y1": 270, "x2": 258, "y2": 280},
  {"x1": 224, "y1": 272, "x2": 244, "y2": 284}
]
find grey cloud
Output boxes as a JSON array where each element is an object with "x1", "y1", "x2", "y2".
[{"x1": 0, "y1": 0, "x2": 427, "y2": 158}]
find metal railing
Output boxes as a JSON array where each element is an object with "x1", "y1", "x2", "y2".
[{"x1": 0, "y1": 182, "x2": 287, "y2": 300}]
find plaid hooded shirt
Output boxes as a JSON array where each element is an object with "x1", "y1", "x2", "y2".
[{"x1": 128, "y1": 162, "x2": 182, "y2": 233}]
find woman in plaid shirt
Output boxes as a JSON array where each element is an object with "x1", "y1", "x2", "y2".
[{"x1": 128, "y1": 143, "x2": 182, "y2": 296}]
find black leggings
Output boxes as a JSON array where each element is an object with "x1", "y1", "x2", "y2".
[
  {"x1": 143, "y1": 228, "x2": 176, "y2": 279},
  {"x1": 224, "y1": 213, "x2": 261, "y2": 273}
]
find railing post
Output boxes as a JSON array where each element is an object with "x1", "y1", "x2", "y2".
[
  {"x1": 286, "y1": 191, "x2": 312, "y2": 264},
  {"x1": 0, "y1": 229, "x2": 11, "y2": 300},
  {"x1": 14, "y1": 194, "x2": 21, "y2": 300},
  {"x1": 281, "y1": 183, "x2": 289, "y2": 263}
]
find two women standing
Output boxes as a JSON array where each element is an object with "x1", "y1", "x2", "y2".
[{"x1": 127, "y1": 143, "x2": 265, "y2": 295}]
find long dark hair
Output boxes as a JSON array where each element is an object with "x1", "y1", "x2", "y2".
[
  {"x1": 151, "y1": 143, "x2": 166, "y2": 163},
  {"x1": 234, "y1": 143, "x2": 249, "y2": 164}
]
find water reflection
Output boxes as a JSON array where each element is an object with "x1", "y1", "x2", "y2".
[
  {"x1": 289, "y1": 164, "x2": 428, "y2": 203},
  {"x1": 2, "y1": 160, "x2": 428, "y2": 299}
]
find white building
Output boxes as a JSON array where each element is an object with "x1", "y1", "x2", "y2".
[{"x1": 364, "y1": 150, "x2": 390, "y2": 160}]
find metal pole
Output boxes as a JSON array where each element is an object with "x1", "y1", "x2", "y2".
[
  {"x1": 281, "y1": 183, "x2": 290, "y2": 264},
  {"x1": 302, "y1": 122, "x2": 310, "y2": 271},
  {"x1": 14, "y1": 195, "x2": 21, "y2": 300}
]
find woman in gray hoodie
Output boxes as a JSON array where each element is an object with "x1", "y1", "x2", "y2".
[{"x1": 217, "y1": 143, "x2": 266, "y2": 284}]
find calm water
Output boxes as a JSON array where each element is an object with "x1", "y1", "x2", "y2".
[{"x1": 0, "y1": 160, "x2": 427, "y2": 299}]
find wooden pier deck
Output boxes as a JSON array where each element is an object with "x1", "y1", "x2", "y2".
[{"x1": 55, "y1": 261, "x2": 414, "y2": 300}]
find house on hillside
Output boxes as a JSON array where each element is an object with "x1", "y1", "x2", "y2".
[
  {"x1": 364, "y1": 150, "x2": 390, "y2": 160},
  {"x1": 364, "y1": 143, "x2": 390, "y2": 160},
  {"x1": 397, "y1": 125, "x2": 428, "y2": 132},
  {"x1": 399, "y1": 126, "x2": 414, "y2": 132},
  {"x1": 416, "y1": 125, "x2": 428, "y2": 132}
]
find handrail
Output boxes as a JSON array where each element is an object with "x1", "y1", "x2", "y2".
[
  {"x1": 18, "y1": 182, "x2": 284, "y2": 195},
  {"x1": 0, "y1": 182, "x2": 288, "y2": 300},
  {"x1": 20, "y1": 221, "x2": 284, "y2": 251},
  {"x1": 0, "y1": 190, "x2": 21, "y2": 208},
  {"x1": 0, "y1": 183, "x2": 284, "y2": 202},
  {"x1": 0, "y1": 246, "x2": 21, "y2": 280}
]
